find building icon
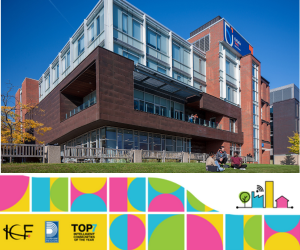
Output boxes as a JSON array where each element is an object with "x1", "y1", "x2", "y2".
[{"x1": 276, "y1": 196, "x2": 289, "y2": 208}]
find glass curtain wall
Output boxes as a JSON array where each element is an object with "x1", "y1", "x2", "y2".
[
  {"x1": 252, "y1": 62, "x2": 259, "y2": 162},
  {"x1": 63, "y1": 127, "x2": 192, "y2": 153},
  {"x1": 133, "y1": 89, "x2": 184, "y2": 120}
]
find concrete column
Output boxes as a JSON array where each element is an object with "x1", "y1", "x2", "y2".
[
  {"x1": 142, "y1": 14, "x2": 147, "y2": 66},
  {"x1": 84, "y1": 19, "x2": 88, "y2": 54},
  {"x1": 169, "y1": 31, "x2": 173, "y2": 78},
  {"x1": 133, "y1": 150, "x2": 142, "y2": 163},
  {"x1": 45, "y1": 146, "x2": 61, "y2": 164},
  {"x1": 182, "y1": 152, "x2": 189, "y2": 163},
  {"x1": 69, "y1": 38, "x2": 73, "y2": 70},
  {"x1": 49, "y1": 64, "x2": 53, "y2": 86},
  {"x1": 58, "y1": 52, "x2": 62, "y2": 80},
  {"x1": 190, "y1": 45, "x2": 194, "y2": 87},
  {"x1": 104, "y1": 0, "x2": 114, "y2": 51}
]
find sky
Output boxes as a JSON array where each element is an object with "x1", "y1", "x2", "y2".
[{"x1": 1, "y1": 0, "x2": 299, "y2": 101}]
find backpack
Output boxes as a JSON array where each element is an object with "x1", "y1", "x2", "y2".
[{"x1": 207, "y1": 165, "x2": 218, "y2": 172}]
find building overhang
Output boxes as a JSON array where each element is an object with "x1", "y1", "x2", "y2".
[{"x1": 134, "y1": 64, "x2": 201, "y2": 100}]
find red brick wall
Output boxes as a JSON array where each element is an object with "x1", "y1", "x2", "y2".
[
  {"x1": 240, "y1": 55, "x2": 261, "y2": 160},
  {"x1": 15, "y1": 89, "x2": 21, "y2": 121},
  {"x1": 20, "y1": 78, "x2": 39, "y2": 121},
  {"x1": 188, "y1": 20, "x2": 224, "y2": 98}
]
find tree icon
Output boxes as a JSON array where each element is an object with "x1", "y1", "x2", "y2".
[{"x1": 239, "y1": 192, "x2": 251, "y2": 207}]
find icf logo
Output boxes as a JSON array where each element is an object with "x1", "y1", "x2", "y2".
[
  {"x1": 3, "y1": 224, "x2": 33, "y2": 240},
  {"x1": 45, "y1": 221, "x2": 59, "y2": 243},
  {"x1": 225, "y1": 22, "x2": 234, "y2": 46}
]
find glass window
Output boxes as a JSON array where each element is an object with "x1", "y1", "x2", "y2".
[
  {"x1": 118, "y1": 130, "x2": 123, "y2": 149},
  {"x1": 123, "y1": 51, "x2": 139, "y2": 65},
  {"x1": 106, "y1": 127, "x2": 116, "y2": 140},
  {"x1": 134, "y1": 100, "x2": 139, "y2": 110},
  {"x1": 89, "y1": 23, "x2": 95, "y2": 43},
  {"x1": 145, "y1": 93, "x2": 154, "y2": 103},
  {"x1": 122, "y1": 13, "x2": 128, "y2": 33},
  {"x1": 227, "y1": 86, "x2": 231, "y2": 101},
  {"x1": 157, "y1": 35, "x2": 161, "y2": 51},
  {"x1": 147, "y1": 29, "x2": 156, "y2": 48},
  {"x1": 62, "y1": 57, "x2": 66, "y2": 72},
  {"x1": 172, "y1": 43, "x2": 180, "y2": 61},
  {"x1": 157, "y1": 66, "x2": 166, "y2": 74},
  {"x1": 134, "y1": 89, "x2": 144, "y2": 99},
  {"x1": 78, "y1": 35, "x2": 84, "y2": 56},
  {"x1": 132, "y1": 20, "x2": 141, "y2": 41},
  {"x1": 183, "y1": 50, "x2": 190, "y2": 66},
  {"x1": 161, "y1": 106, "x2": 167, "y2": 117},
  {"x1": 161, "y1": 35, "x2": 167, "y2": 54},
  {"x1": 66, "y1": 51, "x2": 70, "y2": 68},
  {"x1": 96, "y1": 16, "x2": 100, "y2": 36},
  {"x1": 145, "y1": 102, "x2": 154, "y2": 113}
]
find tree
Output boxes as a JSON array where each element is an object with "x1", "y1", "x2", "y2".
[
  {"x1": 1, "y1": 81, "x2": 52, "y2": 144},
  {"x1": 280, "y1": 155, "x2": 296, "y2": 165},
  {"x1": 287, "y1": 132, "x2": 299, "y2": 154},
  {"x1": 239, "y1": 192, "x2": 251, "y2": 207}
]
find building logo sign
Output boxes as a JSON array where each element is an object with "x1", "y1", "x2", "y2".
[
  {"x1": 3, "y1": 224, "x2": 33, "y2": 240},
  {"x1": 45, "y1": 221, "x2": 59, "y2": 243},
  {"x1": 224, "y1": 21, "x2": 253, "y2": 56},
  {"x1": 71, "y1": 224, "x2": 97, "y2": 242}
]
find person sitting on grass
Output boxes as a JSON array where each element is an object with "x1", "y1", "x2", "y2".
[
  {"x1": 216, "y1": 146, "x2": 229, "y2": 168},
  {"x1": 206, "y1": 151, "x2": 225, "y2": 172},
  {"x1": 231, "y1": 151, "x2": 247, "y2": 170}
]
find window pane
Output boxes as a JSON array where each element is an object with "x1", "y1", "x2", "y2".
[
  {"x1": 172, "y1": 43, "x2": 180, "y2": 61},
  {"x1": 124, "y1": 130, "x2": 133, "y2": 142},
  {"x1": 157, "y1": 35, "x2": 161, "y2": 51},
  {"x1": 139, "y1": 100, "x2": 144, "y2": 111},
  {"x1": 89, "y1": 23, "x2": 94, "y2": 43},
  {"x1": 157, "y1": 67, "x2": 166, "y2": 75},
  {"x1": 122, "y1": 14, "x2": 128, "y2": 33},
  {"x1": 134, "y1": 89, "x2": 144, "y2": 99},
  {"x1": 145, "y1": 102, "x2": 154, "y2": 113},
  {"x1": 140, "y1": 132, "x2": 148, "y2": 143},
  {"x1": 145, "y1": 93, "x2": 154, "y2": 103},
  {"x1": 134, "y1": 100, "x2": 139, "y2": 110},
  {"x1": 106, "y1": 127, "x2": 116, "y2": 140},
  {"x1": 67, "y1": 52, "x2": 70, "y2": 67},
  {"x1": 161, "y1": 35, "x2": 167, "y2": 54},
  {"x1": 132, "y1": 20, "x2": 141, "y2": 41},
  {"x1": 147, "y1": 29, "x2": 156, "y2": 48},
  {"x1": 96, "y1": 17, "x2": 100, "y2": 36},
  {"x1": 128, "y1": 53, "x2": 139, "y2": 64},
  {"x1": 106, "y1": 140, "x2": 117, "y2": 149},
  {"x1": 183, "y1": 50, "x2": 190, "y2": 66}
]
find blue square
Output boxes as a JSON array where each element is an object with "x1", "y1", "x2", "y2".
[{"x1": 45, "y1": 221, "x2": 59, "y2": 243}]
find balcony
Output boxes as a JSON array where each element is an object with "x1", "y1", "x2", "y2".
[{"x1": 65, "y1": 96, "x2": 96, "y2": 120}]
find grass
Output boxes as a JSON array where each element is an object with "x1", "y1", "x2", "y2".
[{"x1": 1, "y1": 162, "x2": 299, "y2": 173}]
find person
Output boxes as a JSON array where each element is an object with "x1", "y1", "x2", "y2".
[
  {"x1": 216, "y1": 146, "x2": 229, "y2": 167},
  {"x1": 206, "y1": 151, "x2": 225, "y2": 172},
  {"x1": 231, "y1": 151, "x2": 247, "y2": 170},
  {"x1": 189, "y1": 114, "x2": 194, "y2": 123},
  {"x1": 193, "y1": 114, "x2": 198, "y2": 123}
]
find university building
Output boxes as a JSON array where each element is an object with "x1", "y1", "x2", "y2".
[
  {"x1": 270, "y1": 84, "x2": 299, "y2": 164},
  {"x1": 16, "y1": 0, "x2": 270, "y2": 163}
]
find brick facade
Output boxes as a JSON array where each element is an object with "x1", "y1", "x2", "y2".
[
  {"x1": 27, "y1": 47, "x2": 243, "y2": 148},
  {"x1": 188, "y1": 20, "x2": 223, "y2": 97},
  {"x1": 15, "y1": 78, "x2": 39, "y2": 131}
]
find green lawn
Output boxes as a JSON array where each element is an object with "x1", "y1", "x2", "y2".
[{"x1": 1, "y1": 162, "x2": 299, "y2": 173}]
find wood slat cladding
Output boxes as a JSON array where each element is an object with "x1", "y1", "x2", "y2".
[{"x1": 28, "y1": 46, "x2": 243, "y2": 145}]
